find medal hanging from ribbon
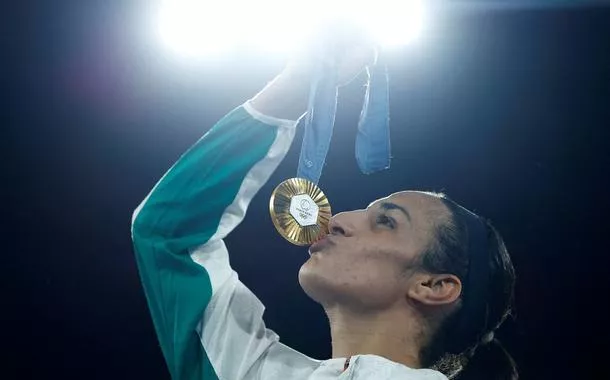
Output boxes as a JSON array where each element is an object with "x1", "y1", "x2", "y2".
[{"x1": 270, "y1": 44, "x2": 392, "y2": 246}]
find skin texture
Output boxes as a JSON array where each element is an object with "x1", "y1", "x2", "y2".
[
  {"x1": 298, "y1": 191, "x2": 463, "y2": 368},
  {"x1": 250, "y1": 32, "x2": 464, "y2": 369}
]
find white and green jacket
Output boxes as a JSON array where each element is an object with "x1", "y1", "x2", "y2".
[{"x1": 131, "y1": 102, "x2": 448, "y2": 380}]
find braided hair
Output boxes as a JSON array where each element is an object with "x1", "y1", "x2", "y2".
[{"x1": 419, "y1": 194, "x2": 517, "y2": 380}]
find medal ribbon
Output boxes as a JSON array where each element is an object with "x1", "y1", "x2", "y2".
[{"x1": 296, "y1": 46, "x2": 391, "y2": 184}]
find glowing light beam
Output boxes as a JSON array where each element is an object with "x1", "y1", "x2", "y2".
[{"x1": 154, "y1": 0, "x2": 425, "y2": 58}]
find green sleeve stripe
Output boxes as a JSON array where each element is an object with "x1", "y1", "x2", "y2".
[{"x1": 132, "y1": 106, "x2": 287, "y2": 380}]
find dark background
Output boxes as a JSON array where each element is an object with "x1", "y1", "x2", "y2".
[{"x1": 5, "y1": 1, "x2": 610, "y2": 379}]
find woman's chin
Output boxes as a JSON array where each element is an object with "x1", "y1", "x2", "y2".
[{"x1": 298, "y1": 264, "x2": 332, "y2": 303}]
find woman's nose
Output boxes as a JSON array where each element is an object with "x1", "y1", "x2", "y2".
[{"x1": 328, "y1": 212, "x2": 356, "y2": 237}]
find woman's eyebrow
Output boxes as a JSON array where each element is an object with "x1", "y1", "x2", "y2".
[
  {"x1": 379, "y1": 202, "x2": 412, "y2": 222},
  {"x1": 368, "y1": 201, "x2": 412, "y2": 223}
]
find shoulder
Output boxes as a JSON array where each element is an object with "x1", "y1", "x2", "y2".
[{"x1": 349, "y1": 355, "x2": 448, "y2": 380}]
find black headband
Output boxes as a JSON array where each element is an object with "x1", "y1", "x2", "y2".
[{"x1": 452, "y1": 205, "x2": 491, "y2": 347}]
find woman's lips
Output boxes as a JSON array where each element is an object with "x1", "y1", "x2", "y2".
[{"x1": 309, "y1": 235, "x2": 333, "y2": 254}]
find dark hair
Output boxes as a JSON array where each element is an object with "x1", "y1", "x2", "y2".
[{"x1": 418, "y1": 195, "x2": 517, "y2": 380}]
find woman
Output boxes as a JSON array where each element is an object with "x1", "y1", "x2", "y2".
[{"x1": 131, "y1": 41, "x2": 517, "y2": 380}]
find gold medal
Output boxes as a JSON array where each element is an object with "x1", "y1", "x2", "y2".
[{"x1": 269, "y1": 178, "x2": 332, "y2": 246}]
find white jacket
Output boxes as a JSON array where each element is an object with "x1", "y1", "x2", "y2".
[{"x1": 131, "y1": 102, "x2": 448, "y2": 380}]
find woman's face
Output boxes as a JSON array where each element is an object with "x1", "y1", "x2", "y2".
[{"x1": 298, "y1": 191, "x2": 451, "y2": 311}]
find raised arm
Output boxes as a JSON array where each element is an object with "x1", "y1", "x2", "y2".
[
  {"x1": 131, "y1": 69, "x2": 310, "y2": 380},
  {"x1": 131, "y1": 38, "x2": 375, "y2": 379}
]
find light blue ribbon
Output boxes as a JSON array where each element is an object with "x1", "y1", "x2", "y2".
[{"x1": 297, "y1": 52, "x2": 391, "y2": 184}]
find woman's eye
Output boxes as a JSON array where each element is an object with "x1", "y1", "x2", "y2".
[{"x1": 376, "y1": 215, "x2": 395, "y2": 229}]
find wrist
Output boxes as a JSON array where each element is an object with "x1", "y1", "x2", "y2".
[
  {"x1": 249, "y1": 69, "x2": 311, "y2": 120},
  {"x1": 280, "y1": 64, "x2": 313, "y2": 88}
]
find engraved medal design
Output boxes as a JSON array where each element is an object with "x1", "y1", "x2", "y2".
[{"x1": 269, "y1": 178, "x2": 332, "y2": 246}]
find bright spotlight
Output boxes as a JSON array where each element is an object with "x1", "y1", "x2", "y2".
[
  {"x1": 323, "y1": 0, "x2": 425, "y2": 47},
  {"x1": 359, "y1": 0, "x2": 425, "y2": 47},
  {"x1": 155, "y1": 0, "x2": 425, "y2": 58},
  {"x1": 156, "y1": 0, "x2": 239, "y2": 57}
]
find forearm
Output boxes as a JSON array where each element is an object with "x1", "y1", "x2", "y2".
[
  {"x1": 132, "y1": 105, "x2": 296, "y2": 251},
  {"x1": 249, "y1": 69, "x2": 311, "y2": 120}
]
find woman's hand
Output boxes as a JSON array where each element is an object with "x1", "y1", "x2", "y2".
[
  {"x1": 284, "y1": 23, "x2": 378, "y2": 87},
  {"x1": 251, "y1": 23, "x2": 378, "y2": 119}
]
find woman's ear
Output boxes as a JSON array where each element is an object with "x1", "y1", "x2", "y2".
[{"x1": 407, "y1": 273, "x2": 462, "y2": 306}]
